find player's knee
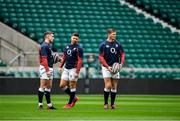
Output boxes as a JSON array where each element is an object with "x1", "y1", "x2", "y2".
[
  {"x1": 70, "y1": 85, "x2": 76, "y2": 89},
  {"x1": 45, "y1": 85, "x2": 51, "y2": 89},
  {"x1": 70, "y1": 83, "x2": 76, "y2": 89},
  {"x1": 105, "y1": 83, "x2": 111, "y2": 89},
  {"x1": 70, "y1": 82, "x2": 76, "y2": 89},
  {"x1": 40, "y1": 85, "x2": 46, "y2": 89},
  {"x1": 59, "y1": 83, "x2": 65, "y2": 89},
  {"x1": 105, "y1": 86, "x2": 111, "y2": 90},
  {"x1": 46, "y1": 83, "x2": 52, "y2": 89},
  {"x1": 111, "y1": 85, "x2": 117, "y2": 89},
  {"x1": 40, "y1": 83, "x2": 46, "y2": 88}
]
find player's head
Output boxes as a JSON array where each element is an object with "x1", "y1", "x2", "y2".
[
  {"x1": 71, "y1": 32, "x2": 79, "y2": 44},
  {"x1": 44, "y1": 31, "x2": 54, "y2": 43},
  {"x1": 107, "y1": 29, "x2": 116, "y2": 41}
]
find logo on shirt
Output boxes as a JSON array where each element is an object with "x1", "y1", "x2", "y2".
[
  {"x1": 110, "y1": 48, "x2": 117, "y2": 54},
  {"x1": 67, "y1": 49, "x2": 72, "y2": 56},
  {"x1": 106, "y1": 45, "x2": 109, "y2": 48},
  {"x1": 116, "y1": 44, "x2": 118, "y2": 47}
]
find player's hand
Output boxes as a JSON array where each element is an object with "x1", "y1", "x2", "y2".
[
  {"x1": 119, "y1": 63, "x2": 123, "y2": 70},
  {"x1": 107, "y1": 66, "x2": 113, "y2": 73},
  {"x1": 58, "y1": 57, "x2": 62, "y2": 63},
  {"x1": 74, "y1": 72, "x2": 79, "y2": 79},
  {"x1": 59, "y1": 68, "x2": 63, "y2": 73},
  {"x1": 117, "y1": 63, "x2": 123, "y2": 72}
]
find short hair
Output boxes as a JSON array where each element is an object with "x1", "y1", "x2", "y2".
[
  {"x1": 44, "y1": 31, "x2": 54, "y2": 38},
  {"x1": 107, "y1": 29, "x2": 116, "y2": 34},
  {"x1": 72, "y1": 32, "x2": 80, "y2": 37}
]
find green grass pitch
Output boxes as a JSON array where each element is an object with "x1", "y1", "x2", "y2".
[{"x1": 0, "y1": 95, "x2": 180, "y2": 121}]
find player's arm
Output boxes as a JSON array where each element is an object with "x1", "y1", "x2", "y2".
[
  {"x1": 119, "y1": 45, "x2": 125, "y2": 69},
  {"x1": 40, "y1": 46, "x2": 49, "y2": 72},
  {"x1": 76, "y1": 48, "x2": 83, "y2": 74},
  {"x1": 59, "y1": 52, "x2": 66, "y2": 68},
  {"x1": 120, "y1": 51, "x2": 125, "y2": 65},
  {"x1": 98, "y1": 43, "x2": 113, "y2": 72},
  {"x1": 98, "y1": 43, "x2": 109, "y2": 68}
]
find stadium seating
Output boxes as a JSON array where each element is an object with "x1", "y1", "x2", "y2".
[
  {"x1": 0, "y1": 0, "x2": 179, "y2": 79},
  {"x1": 0, "y1": 60, "x2": 7, "y2": 67},
  {"x1": 13, "y1": 71, "x2": 38, "y2": 78},
  {"x1": 127, "y1": 0, "x2": 180, "y2": 28}
]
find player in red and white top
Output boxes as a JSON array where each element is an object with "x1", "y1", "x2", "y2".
[
  {"x1": 99, "y1": 29, "x2": 125, "y2": 109},
  {"x1": 59, "y1": 32, "x2": 83, "y2": 109}
]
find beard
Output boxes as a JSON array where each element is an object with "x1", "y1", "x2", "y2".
[
  {"x1": 49, "y1": 39, "x2": 53, "y2": 43},
  {"x1": 72, "y1": 41, "x2": 78, "y2": 44}
]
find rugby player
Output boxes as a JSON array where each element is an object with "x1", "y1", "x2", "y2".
[
  {"x1": 59, "y1": 32, "x2": 83, "y2": 109},
  {"x1": 99, "y1": 29, "x2": 125, "y2": 109},
  {"x1": 38, "y1": 31, "x2": 57, "y2": 110}
]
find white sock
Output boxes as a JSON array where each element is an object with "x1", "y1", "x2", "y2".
[
  {"x1": 45, "y1": 88, "x2": 51, "y2": 92},
  {"x1": 39, "y1": 88, "x2": 44, "y2": 92},
  {"x1": 111, "y1": 89, "x2": 117, "y2": 93},
  {"x1": 70, "y1": 88, "x2": 76, "y2": 92},
  {"x1": 104, "y1": 88, "x2": 110, "y2": 92},
  {"x1": 39, "y1": 103, "x2": 43, "y2": 106},
  {"x1": 47, "y1": 103, "x2": 52, "y2": 107}
]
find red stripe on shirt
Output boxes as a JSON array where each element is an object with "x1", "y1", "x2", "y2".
[
  {"x1": 76, "y1": 57, "x2": 83, "y2": 74},
  {"x1": 120, "y1": 52, "x2": 125, "y2": 65},
  {"x1": 76, "y1": 51, "x2": 83, "y2": 74},
  {"x1": 40, "y1": 56, "x2": 49, "y2": 72},
  {"x1": 98, "y1": 52, "x2": 109, "y2": 68}
]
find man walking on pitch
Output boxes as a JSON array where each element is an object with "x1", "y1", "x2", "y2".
[{"x1": 59, "y1": 32, "x2": 83, "y2": 109}]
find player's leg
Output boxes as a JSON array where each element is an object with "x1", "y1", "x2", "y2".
[
  {"x1": 60, "y1": 68, "x2": 72, "y2": 108},
  {"x1": 110, "y1": 79, "x2": 118, "y2": 109},
  {"x1": 42, "y1": 68, "x2": 56, "y2": 109},
  {"x1": 60, "y1": 68, "x2": 71, "y2": 96},
  {"x1": 38, "y1": 65, "x2": 49, "y2": 109},
  {"x1": 38, "y1": 79, "x2": 46, "y2": 109},
  {"x1": 63, "y1": 68, "x2": 78, "y2": 109},
  {"x1": 69, "y1": 80, "x2": 79, "y2": 107},
  {"x1": 63, "y1": 81, "x2": 77, "y2": 109},
  {"x1": 45, "y1": 79, "x2": 56, "y2": 109},
  {"x1": 59, "y1": 80, "x2": 70, "y2": 96},
  {"x1": 102, "y1": 66, "x2": 112, "y2": 109},
  {"x1": 69, "y1": 68, "x2": 79, "y2": 107},
  {"x1": 104, "y1": 78, "x2": 111, "y2": 109},
  {"x1": 110, "y1": 72, "x2": 119, "y2": 109},
  {"x1": 69, "y1": 81, "x2": 77, "y2": 104}
]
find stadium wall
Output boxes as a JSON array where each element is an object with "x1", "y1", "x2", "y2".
[
  {"x1": 0, "y1": 22, "x2": 39, "y2": 66},
  {"x1": 0, "y1": 78, "x2": 180, "y2": 94}
]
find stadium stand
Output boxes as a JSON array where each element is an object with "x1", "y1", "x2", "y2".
[
  {"x1": 0, "y1": 60, "x2": 7, "y2": 67},
  {"x1": 126, "y1": 0, "x2": 180, "y2": 28},
  {"x1": 0, "y1": 0, "x2": 180, "y2": 79}
]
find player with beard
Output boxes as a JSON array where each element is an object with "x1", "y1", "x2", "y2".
[{"x1": 59, "y1": 32, "x2": 83, "y2": 109}]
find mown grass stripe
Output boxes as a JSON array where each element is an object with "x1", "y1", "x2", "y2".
[{"x1": 0, "y1": 95, "x2": 180, "y2": 120}]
